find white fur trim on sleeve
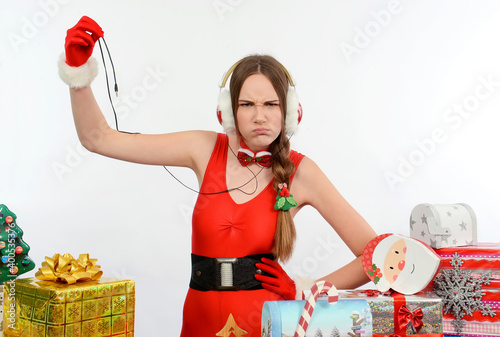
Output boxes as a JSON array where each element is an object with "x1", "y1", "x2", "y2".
[
  {"x1": 294, "y1": 276, "x2": 316, "y2": 300},
  {"x1": 58, "y1": 53, "x2": 98, "y2": 89}
]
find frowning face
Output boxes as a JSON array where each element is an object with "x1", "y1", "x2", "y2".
[{"x1": 236, "y1": 74, "x2": 282, "y2": 151}]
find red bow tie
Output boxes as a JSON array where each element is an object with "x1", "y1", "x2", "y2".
[{"x1": 237, "y1": 148, "x2": 272, "y2": 168}]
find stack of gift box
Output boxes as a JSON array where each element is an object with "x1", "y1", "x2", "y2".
[
  {"x1": 410, "y1": 203, "x2": 499, "y2": 337},
  {"x1": 262, "y1": 232, "x2": 446, "y2": 337},
  {"x1": 262, "y1": 203, "x2": 499, "y2": 337},
  {"x1": 1, "y1": 201, "x2": 496, "y2": 336},
  {"x1": 0, "y1": 204, "x2": 135, "y2": 337}
]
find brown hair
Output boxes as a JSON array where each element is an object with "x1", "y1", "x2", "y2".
[{"x1": 229, "y1": 55, "x2": 296, "y2": 262}]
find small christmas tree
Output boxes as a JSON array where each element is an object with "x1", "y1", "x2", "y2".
[
  {"x1": 0, "y1": 204, "x2": 35, "y2": 283},
  {"x1": 330, "y1": 326, "x2": 340, "y2": 337}
]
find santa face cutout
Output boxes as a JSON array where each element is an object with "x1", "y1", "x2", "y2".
[{"x1": 362, "y1": 234, "x2": 441, "y2": 295}]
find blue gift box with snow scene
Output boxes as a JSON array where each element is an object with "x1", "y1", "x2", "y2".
[{"x1": 261, "y1": 290, "x2": 443, "y2": 337}]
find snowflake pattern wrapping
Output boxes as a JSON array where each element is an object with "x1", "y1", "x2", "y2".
[{"x1": 433, "y1": 252, "x2": 496, "y2": 333}]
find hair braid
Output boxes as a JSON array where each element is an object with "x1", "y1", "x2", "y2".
[{"x1": 270, "y1": 132, "x2": 296, "y2": 262}]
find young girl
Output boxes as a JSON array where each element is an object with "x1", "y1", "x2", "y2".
[{"x1": 60, "y1": 16, "x2": 377, "y2": 337}]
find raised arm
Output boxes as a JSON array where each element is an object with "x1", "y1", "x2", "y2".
[
  {"x1": 69, "y1": 86, "x2": 215, "y2": 169},
  {"x1": 61, "y1": 16, "x2": 216, "y2": 181},
  {"x1": 292, "y1": 157, "x2": 377, "y2": 289}
]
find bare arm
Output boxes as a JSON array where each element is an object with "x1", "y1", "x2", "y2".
[
  {"x1": 292, "y1": 157, "x2": 377, "y2": 289},
  {"x1": 317, "y1": 256, "x2": 368, "y2": 289},
  {"x1": 69, "y1": 86, "x2": 216, "y2": 180}
]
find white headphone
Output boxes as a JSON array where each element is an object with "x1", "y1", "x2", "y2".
[{"x1": 216, "y1": 60, "x2": 303, "y2": 135}]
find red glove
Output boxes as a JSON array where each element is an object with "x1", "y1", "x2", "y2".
[
  {"x1": 255, "y1": 257, "x2": 296, "y2": 300},
  {"x1": 65, "y1": 16, "x2": 104, "y2": 67}
]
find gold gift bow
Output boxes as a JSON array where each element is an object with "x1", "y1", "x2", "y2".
[{"x1": 35, "y1": 253, "x2": 103, "y2": 284}]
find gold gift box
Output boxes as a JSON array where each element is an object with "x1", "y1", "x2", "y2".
[{"x1": 2, "y1": 277, "x2": 134, "y2": 337}]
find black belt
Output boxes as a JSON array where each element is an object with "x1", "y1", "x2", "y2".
[{"x1": 189, "y1": 253, "x2": 274, "y2": 291}]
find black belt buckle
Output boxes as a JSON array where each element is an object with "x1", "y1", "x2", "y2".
[
  {"x1": 215, "y1": 258, "x2": 238, "y2": 291},
  {"x1": 189, "y1": 253, "x2": 274, "y2": 291}
]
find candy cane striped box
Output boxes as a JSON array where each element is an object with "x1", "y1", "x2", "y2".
[
  {"x1": 443, "y1": 319, "x2": 500, "y2": 337},
  {"x1": 432, "y1": 244, "x2": 500, "y2": 289},
  {"x1": 261, "y1": 290, "x2": 443, "y2": 337}
]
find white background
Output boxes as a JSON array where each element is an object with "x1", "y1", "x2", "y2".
[{"x1": 1, "y1": 0, "x2": 500, "y2": 335}]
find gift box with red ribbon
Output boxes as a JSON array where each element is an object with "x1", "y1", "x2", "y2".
[
  {"x1": 428, "y1": 244, "x2": 500, "y2": 337},
  {"x1": 261, "y1": 290, "x2": 443, "y2": 337},
  {"x1": 368, "y1": 291, "x2": 443, "y2": 337}
]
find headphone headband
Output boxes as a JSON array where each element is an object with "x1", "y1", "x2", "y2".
[{"x1": 219, "y1": 60, "x2": 296, "y2": 89}]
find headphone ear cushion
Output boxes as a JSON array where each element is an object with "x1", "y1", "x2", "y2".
[
  {"x1": 285, "y1": 87, "x2": 301, "y2": 135},
  {"x1": 217, "y1": 89, "x2": 235, "y2": 133}
]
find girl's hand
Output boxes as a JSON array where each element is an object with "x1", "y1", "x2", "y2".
[
  {"x1": 255, "y1": 257, "x2": 296, "y2": 300},
  {"x1": 65, "y1": 16, "x2": 104, "y2": 67}
]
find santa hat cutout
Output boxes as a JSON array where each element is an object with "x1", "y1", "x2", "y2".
[
  {"x1": 362, "y1": 233, "x2": 392, "y2": 291},
  {"x1": 362, "y1": 233, "x2": 442, "y2": 295}
]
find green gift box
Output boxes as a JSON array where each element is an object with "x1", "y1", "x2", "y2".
[{"x1": 2, "y1": 277, "x2": 135, "y2": 337}]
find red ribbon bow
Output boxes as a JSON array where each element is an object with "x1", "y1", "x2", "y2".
[
  {"x1": 237, "y1": 149, "x2": 272, "y2": 168},
  {"x1": 361, "y1": 289, "x2": 382, "y2": 297},
  {"x1": 398, "y1": 305, "x2": 424, "y2": 333}
]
